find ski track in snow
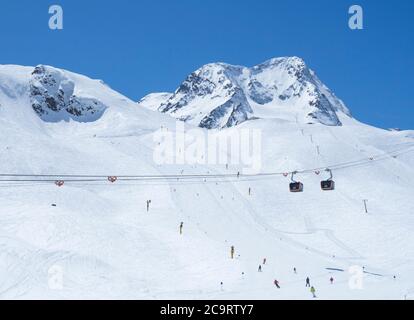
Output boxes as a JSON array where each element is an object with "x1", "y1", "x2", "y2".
[{"x1": 0, "y1": 64, "x2": 413, "y2": 299}]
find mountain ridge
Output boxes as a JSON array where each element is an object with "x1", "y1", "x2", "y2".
[{"x1": 139, "y1": 56, "x2": 352, "y2": 129}]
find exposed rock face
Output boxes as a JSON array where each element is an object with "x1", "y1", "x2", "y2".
[
  {"x1": 199, "y1": 88, "x2": 253, "y2": 129},
  {"x1": 30, "y1": 65, "x2": 107, "y2": 122}
]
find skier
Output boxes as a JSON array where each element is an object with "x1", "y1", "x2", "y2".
[
  {"x1": 220, "y1": 282, "x2": 224, "y2": 291},
  {"x1": 146, "y1": 200, "x2": 151, "y2": 212},
  {"x1": 230, "y1": 246, "x2": 235, "y2": 259},
  {"x1": 310, "y1": 286, "x2": 317, "y2": 298},
  {"x1": 258, "y1": 265, "x2": 262, "y2": 272},
  {"x1": 306, "y1": 277, "x2": 311, "y2": 287},
  {"x1": 263, "y1": 258, "x2": 267, "y2": 265},
  {"x1": 293, "y1": 267, "x2": 297, "y2": 274},
  {"x1": 179, "y1": 222, "x2": 183, "y2": 235},
  {"x1": 274, "y1": 279, "x2": 280, "y2": 289},
  {"x1": 248, "y1": 187, "x2": 251, "y2": 196},
  {"x1": 330, "y1": 277, "x2": 334, "y2": 284}
]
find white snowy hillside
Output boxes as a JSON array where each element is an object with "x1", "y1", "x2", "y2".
[
  {"x1": 138, "y1": 92, "x2": 173, "y2": 112},
  {"x1": 139, "y1": 57, "x2": 351, "y2": 129},
  {"x1": 0, "y1": 63, "x2": 414, "y2": 300}
]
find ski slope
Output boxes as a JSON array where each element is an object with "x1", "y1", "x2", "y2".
[{"x1": 0, "y1": 64, "x2": 413, "y2": 300}]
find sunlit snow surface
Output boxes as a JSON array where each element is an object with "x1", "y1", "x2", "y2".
[{"x1": 0, "y1": 64, "x2": 413, "y2": 300}]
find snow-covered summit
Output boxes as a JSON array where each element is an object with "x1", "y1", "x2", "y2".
[
  {"x1": 140, "y1": 57, "x2": 352, "y2": 129},
  {"x1": 0, "y1": 64, "x2": 174, "y2": 134}
]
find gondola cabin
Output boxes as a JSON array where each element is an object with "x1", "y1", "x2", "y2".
[
  {"x1": 321, "y1": 180, "x2": 335, "y2": 191},
  {"x1": 289, "y1": 182, "x2": 304, "y2": 192}
]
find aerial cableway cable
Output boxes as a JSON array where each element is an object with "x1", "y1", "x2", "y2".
[{"x1": 0, "y1": 146, "x2": 412, "y2": 186}]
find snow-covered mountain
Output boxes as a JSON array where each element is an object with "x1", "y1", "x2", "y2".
[
  {"x1": 1, "y1": 62, "x2": 414, "y2": 300},
  {"x1": 30, "y1": 65, "x2": 108, "y2": 123},
  {"x1": 139, "y1": 57, "x2": 351, "y2": 129}
]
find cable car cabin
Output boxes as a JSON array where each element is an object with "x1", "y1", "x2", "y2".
[
  {"x1": 321, "y1": 180, "x2": 335, "y2": 191},
  {"x1": 289, "y1": 182, "x2": 304, "y2": 193}
]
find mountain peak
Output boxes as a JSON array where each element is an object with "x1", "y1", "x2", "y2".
[
  {"x1": 140, "y1": 57, "x2": 351, "y2": 129},
  {"x1": 259, "y1": 56, "x2": 306, "y2": 68}
]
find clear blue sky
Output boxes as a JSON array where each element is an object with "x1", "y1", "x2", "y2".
[{"x1": 0, "y1": 0, "x2": 412, "y2": 129}]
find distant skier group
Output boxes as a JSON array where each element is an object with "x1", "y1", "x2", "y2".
[
  {"x1": 178, "y1": 226, "x2": 336, "y2": 299},
  {"x1": 304, "y1": 277, "x2": 315, "y2": 297}
]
